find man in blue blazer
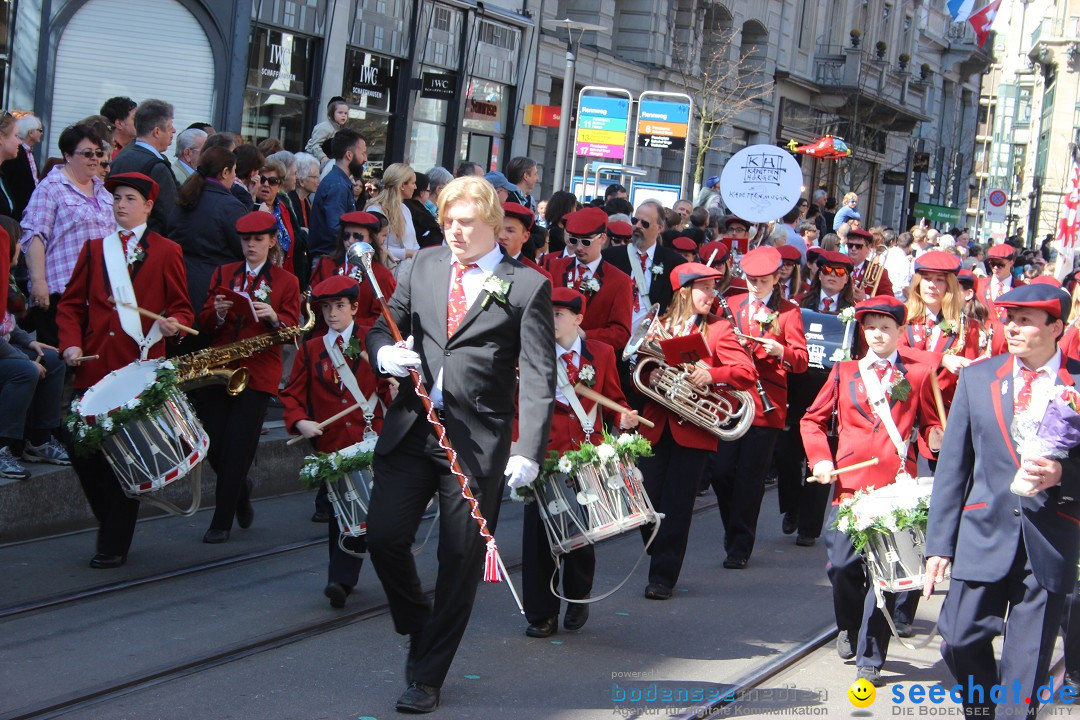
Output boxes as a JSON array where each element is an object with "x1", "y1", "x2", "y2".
[{"x1": 924, "y1": 283, "x2": 1080, "y2": 718}]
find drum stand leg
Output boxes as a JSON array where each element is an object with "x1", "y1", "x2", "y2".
[
  {"x1": 338, "y1": 533, "x2": 367, "y2": 559},
  {"x1": 866, "y1": 549, "x2": 940, "y2": 650}
]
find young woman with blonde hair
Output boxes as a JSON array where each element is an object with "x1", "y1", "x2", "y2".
[{"x1": 366, "y1": 163, "x2": 418, "y2": 271}]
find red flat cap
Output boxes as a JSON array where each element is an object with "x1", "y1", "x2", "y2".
[
  {"x1": 847, "y1": 228, "x2": 874, "y2": 243},
  {"x1": 913, "y1": 250, "x2": 962, "y2": 275},
  {"x1": 551, "y1": 286, "x2": 587, "y2": 315},
  {"x1": 340, "y1": 211, "x2": 381, "y2": 233},
  {"x1": 670, "y1": 262, "x2": 724, "y2": 291},
  {"x1": 672, "y1": 236, "x2": 698, "y2": 253},
  {"x1": 777, "y1": 245, "x2": 802, "y2": 263},
  {"x1": 740, "y1": 246, "x2": 782, "y2": 277},
  {"x1": 700, "y1": 241, "x2": 730, "y2": 265},
  {"x1": 105, "y1": 172, "x2": 159, "y2": 202},
  {"x1": 606, "y1": 220, "x2": 632, "y2": 240},
  {"x1": 564, "y1": 207, "x2": 608, "y2": 237},
  {"x1": 502, "y1": 202, "x2": 534, "y2": 230},
  {"x1": 820, "y1": 250, "x2": 854, "y2": 269},
  {"x1": 987, "y1": 244, "x2": 1017, "y2": 260},
  {"x1": 957, "y1": 269, "x2": 976, "y2": 287},
  {"x1": 807, "y1": 246, "x2": 825, "y2": 264},
  {"x1": 996, "y1": 283, "x2": 1070, "y2": 319},
  {"x1": 855, "y1": 295, "x2": 907, "y2": 326},
  {"x1": 1028, "y1": 276, "x2": 1062, "y2": 288},
  {"x1": 236, "y1": 211, "x2": 278, "y2": 235},
  {"x1": 311, "y1": 275, "x2": 360, "y2": 302}
]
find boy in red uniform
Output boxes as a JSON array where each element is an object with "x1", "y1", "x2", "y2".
[
  {"x1": 515, "y1": 287, "x2": 638, "y2": 637},
  {"x1": 801, "y1": 295, "x2": 942, "y2": 687},
  {"x1": 282, "y1": 275, "x2": 391, "y2": 608}
]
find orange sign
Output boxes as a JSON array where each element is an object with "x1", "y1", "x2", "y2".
[
  {"x1": 525, "y1": 104, "x2": 561, "y2": 128},
  {"x1": 635, "y1": 120, "x2": 687, "y2": 138}
]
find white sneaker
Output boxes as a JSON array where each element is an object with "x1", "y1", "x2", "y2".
[
  {"x1": 22, "y1": 438, "x2": 71, "y2": 465},
  {"x1": 0, "y1": 446, "x2": 31, "y2": 479}
]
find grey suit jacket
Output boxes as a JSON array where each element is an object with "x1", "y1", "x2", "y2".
[
  {"x1": 926, "y1": 354, "x2": 1080, "y2": 594},
  {"x1": 171, "y1": 158, "x2": 192, "y2": 187},
  {"x1": 108, "y1": 143, "x2": 179, "y2": 235},
  {"x1": 366, "y1": 245, "x2": 555, "y2": 479}
]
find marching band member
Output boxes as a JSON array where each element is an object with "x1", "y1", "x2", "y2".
[
  {"x1": 924, "y1": 283, "x2": 1080, "y2": 718},
  {"x1": 846, "y1": 228, "x2": 894, "y2": 300},
  {"x1": 978, "y1": 244, "x2": 1025, "y2": 354},
  {"x1": 521, "y1": 287, "x2": 638, "y2": 638},
  {"x1": 551, "y1": 206, "x2": 634, "y2": 352},
  {"x1": 605, "y1": 219, "x2": 632, "y2": 247},
  {"x1": 776, "y1": 250, "x2": 856, "y2": 546},
  {"x1": 957, "y1": 269, "x2": 993, "y2": 356},
  {"x1": 802, "y1": 296, "x2": 942, "y2": 687},
  {"x1": 637, "y1": 262, "x2": 756, "y2": 599},
  {"x1": 776, "y1": 245, "x2": 806, "y2": 301},
  {"x1": 671, "y1": 235, "x2": 698, "y2": 263},
  {"x1": 281, "y1": 275, "x2": 390, "y2": 608},
  {"x1": 56, "y1": 172, "x2": 194, "y2": 568},
  {"x1": 700, "y1": 240, "x2": 747, "y2": 300},
  {"x1": 309, "y1": 210, "x2": 396, "y2": 334},
  {"x1": 197, "y1": 211, "x2": 301, "y2": 544},
  {"x1": 499, "y1": 202, "x2": 551, "y2": 280},
  {"x1": 708, "y1": 246, "x2": 808, "y2": 569}
]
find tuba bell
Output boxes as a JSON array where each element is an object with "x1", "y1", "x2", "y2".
[{"x1": 623, "y1": 305, "x2": 754, "y2": 441}]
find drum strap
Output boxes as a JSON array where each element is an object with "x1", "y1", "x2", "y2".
[
  {"x1": 103, "y1": 231, "x2": 162, "y2": 360},
  {"x1": 556, "y1": 361, "x2": 598, "y2": 436},
  {"x1": 323, "y1": 333, "x2": 379, "y2": 421},
  {"x1": 858, "y1": 356, "x2": 909, "y2": 466}
]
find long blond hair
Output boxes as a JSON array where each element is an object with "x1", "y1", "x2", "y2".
[
  {"x1": 660, "y1": 286, "x2": 709, "y2": 341},
  {"x1": 1069, "y1": 283, "x2": 1080, "y2": 326},
  {"x1": 370, "y1": 163, "x2": 415, "y2": 240},
  {"x1": 906, "y1": 270, "x2": 964, "y2": 326}
]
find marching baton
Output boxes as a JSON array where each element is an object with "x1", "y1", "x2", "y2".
[
  {"x1": 108, "y1": 297, "x2": 199, "y2": 336},
  {"x1": 573, "y1": 383, "x2": 655, "y2": 428},
  {"x1": 929, "y1": 375, "x2": 948, "y2": 431},
  {"x1": 346, "y1": 242, "x2": 523, "y2": 613},
  {"x1": 286, "y1": 402, "x2": 363, "y2": 445},
  {"x1": 807, "y1": 456, "x2": 879, "y2": 483}
]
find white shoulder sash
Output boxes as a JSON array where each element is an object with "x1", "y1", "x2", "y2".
[
  {"x1": 102, "y1": 232, "x2": 162, "y2": 360},
  {"x1": 556, "y1": 361, "x2": 598, "y2": 435},
  {"x1": 858, "y1": 357, "x2": 909, "y2": 464},
  {"x1": 323, "y1": 333, "x2": 380, "y2": 420},
  {"x1": 626, "y1": 244, "x2": 651, "y2": 300}
]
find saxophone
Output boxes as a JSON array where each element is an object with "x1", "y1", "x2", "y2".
[{"x1": 173, "y1": 300, "x2": 316, "y2": 395}]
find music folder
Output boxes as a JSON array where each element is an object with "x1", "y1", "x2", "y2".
[
  {"x1": 659, "y1": 333, "x2": 711, "y2": 367},
  {"x1": 213, "y1": 286, "x2": 259, "y2": 322}
]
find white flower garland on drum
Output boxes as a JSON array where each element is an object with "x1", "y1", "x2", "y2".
[
  {"x1": 66, "y1": 361, "x2": 179, "y2": 456},
  {"x1": 833, "y1": 483, "x2": 932, "y2": 552},
  {"x1": 298, "y1": 436, "x2": 378, "y2": 490},
  {"x1": 514, "y1": 431, "x2": 653, "y2": 501}
]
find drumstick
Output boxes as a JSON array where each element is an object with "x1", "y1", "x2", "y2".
[
  {"x1": 929, "y1": 374, "x2": 948, "y2": 431},
  {"x1": 706, "y1": 248, "x2": 719, "y2": 266},
  {"x1": 108, "y1": 297, "x2": 199, "y2": 336},
  {"x1": 807, "y1": 457, "x2": 880, "y2": 483},
  {"x1": 572, "y1": 383, "x2": 656, "y2": 428},
  {"x1": 286, "y1": 402, "x2": 363, "y2": 445},
  {"x1": 74, "y1": 355, "x2": 99, "y2": 362},
  {"x1": 734, "y1": 330, "x2": 766, "y2": 343}
]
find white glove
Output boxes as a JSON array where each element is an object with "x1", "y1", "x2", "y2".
[
  {"x1": 377, "y1": 336, "x2": 422, "y2": 377},
  {"x1": 504, "y1": 455, "x2": 540, "y2": 489}
]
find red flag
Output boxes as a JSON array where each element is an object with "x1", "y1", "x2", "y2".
[
  {"x1": 1057, "y1": 148, "x2": 1080, "y2": 250},
  {"x1": 968, "y1": 0, "x2": 1001, "y2": 47}
]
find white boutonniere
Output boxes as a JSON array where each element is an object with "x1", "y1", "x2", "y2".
[
  {"x1": 578, "y1": 363, "x2": 596, "y2": 387},
  {"x1": 837, "y1": 307, "x2": 856, "y2": 324},
  {"x1": 253, "y1": 281, "x2": 271, "y2": 302},
  {"x1": 579, "y1": 276, "x2": 601, "y2": 295},
  {"x1": 125, "y1": 241, "x2": 145, "y2": 268},
  {"x1": 481, "y1": 274, "x2": 512, "y2": 309},
  {"x1": 753, "y1": 307, "x2": 778, "y2": 332},
  {"x1": 650, "y1": 263, "x2": 664, "y2": 277}
]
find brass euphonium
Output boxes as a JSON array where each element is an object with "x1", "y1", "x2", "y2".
[
  {"x1": 623, "y1": 304, "x2": 754, "y2": 441},
  {"x1": 173, "y1": 299, "x2": 317, "y2": 395}
]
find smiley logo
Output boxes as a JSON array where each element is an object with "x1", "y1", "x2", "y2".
[{"x1": 848, "y1": 678, "x2": 876, "y2": 708}]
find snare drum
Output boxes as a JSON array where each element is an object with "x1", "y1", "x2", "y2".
[
  {"x1": 323, "y1": 438, "x2": 377, "y2": 537},
  {"x1": 77, "y1": 361, "x2": 209, "y2": 497},
  {"x1": 862, "y1": 476, "x2": 934, "y2": 593},
  {"x1": 536, "y1": 456, "x2": 658, "y2": 555}
]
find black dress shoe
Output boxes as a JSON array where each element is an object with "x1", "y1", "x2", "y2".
[
  {"x1": 406, "y1": 632, "x2": 423, "y2": 684},
  {"x1": 1063, "y1": 670, "x2": 1080, "y2": 695},
  {"x1": 324, "y1": 582, "x2": 348, "y2": 608},
  {"x1": 795, "y1": 535, "x2": 816, "y2": 547},
  {"x1": 564, "y1": 603, "x2": 589, "y2": 631},
  {"x1": 203, "y1": 528, "x2": 230, "y2": 544},
  {"x1": 782, "y1": 512, "x2": 798, "y2": 535},
  {"x1": 526, "y1": 616, "x2": 558, "y2": 638},
  {"x1": 237, "y1": 500, "x2": 254, "y2": 529},
  {"x1": 311, "y1": 510, "x2": 330, "y2": 523},
  {"x1": 395, "y1": 682, "x2": 440, "y2": 713},
  {"x1": 644, "y1": 583, "x2": 673, "y2": 600},
  {"x1": 89, "y1": 553, "x2": 126, "y2": 569},
  {"x1": 723, "y1": 556, "x2": 748, "y2": 569}
]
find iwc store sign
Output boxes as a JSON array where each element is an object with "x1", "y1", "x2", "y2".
[
  {"x1": 344, "y1": 51, "x2": 396, "y2": 112},
  {"x1": 421, "y1": 72, "x2": 457, "y2": 100}
]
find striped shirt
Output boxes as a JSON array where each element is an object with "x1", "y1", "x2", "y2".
[{"x1": 20, "y1": 165, "x2": 114, "y2": 298}]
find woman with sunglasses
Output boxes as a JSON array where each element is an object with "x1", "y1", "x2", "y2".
[
  {"x1": 976, "y1": 244, "x2": 1025, "y2": 355},
  {"x1": 777, "y1": 244, "x2": 805, "y2": 300},
  {"x1": 310, "y1": 210, "x2": 395, "y2": 334},
  {"x1": 20, "y1": 123, "x2": 114, "y2": 346},
  {"x1": 255, "y1": 157, "x2": 308, "y2": 284},
  {"x1": 636, "y1": 262, "x2": 756, "y2": 599}
]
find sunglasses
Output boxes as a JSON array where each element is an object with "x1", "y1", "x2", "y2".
[
  {"x1": 259, "y1": 175, "x2": 282, "y2": 186},
  {"x1": 565, "y1": 235, "x2": 598, "y2": 247},
  {"x1": 820, "y1": 265, "x2": 849, "y2": 277},
  {"x1": 100, "y1": 161, "x2": 110, "y2": 170},
  {"x1": 631, "y1": 217, "x2": 651, "y2": 229},
  {"x1": 344, "y1": 231, "x2": 368, "y2": 241},
  {"x1": 76, "y1": 149, "x2": 106, "y2": 159},
  {"x1": 988, "y1": 260, "x2": 1009, "y2": 268},
  {"x1": 847, "y1": 243, "x2": 865, "y2": 250}
]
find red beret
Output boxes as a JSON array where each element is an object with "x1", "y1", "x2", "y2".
[
  {"x1": 777, "y1": 245, "x2": 802, "y2": 263},
  {"x1": 855, "y1": 295, "x2": 907, "y2": 326},
  {"x1": 996, "y1": 283, "x2": 1070, "y2": 320},
  {"x1": 700, "y1": 241, "x2": 730, "y2": 265},
  {"x1": 236, "y1": 211, "x2": 278, "y2": 235},
  {"x1": 846, "y1": 228, "x2": 874, "y2": 243},
  {"x1": 551, "y1": 286, "x2": 587, "y2": 315},
  {"x1": 724, "y1": 215, "x2": 751, "y2": 230},
  {"x1": 105, "y1": 172, "x2": 159, "y2": 202},
  {"x1": 958, "y1": 269, "x2": 976, "y2": 287},
  {"x1": 988, "y1": 244, "x2": 1017, "y2": 260},
  {"x1": 913, "y1": 250, "x2": 962, "y2": 275},
  {"x1": 806, "y1": 246, "x2": 825, "y2": 264},
  {"x1": 672, "y1": 236, "x2": 698, "y2": 253},
  {"x1": 340, "y1": 211, "x2": 381, "y2": 234},
  {"x1": 501, "y1": 202, "x2": 534, "y2": 230},
  {"x1": 820, "y1": 250, "x2": 854, "y2": 269},
  {"x1": 670, "y1": 262, "x2": 724, "y2": 291},
  {"x1": 739, "y1": 246, "x2": 782, "y2": 277},
  {"x1": 1029, "y1": 276, "x2": 1062, "y2": 288},
  {"x1": 606, "y1": 220, "x2": 632, "y2": 240},
  {"x1": 564, "y1": 207, "x2": 608, "y2": 238},
  {"x1": 311, "y1": 275, "x2": 360, "y2": 303}
]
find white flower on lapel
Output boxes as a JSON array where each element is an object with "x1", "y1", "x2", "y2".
[
  {"x1": 837, "y1": 307, "x2": 856, "y2": 324},
  {"x1": 578, "y1": 363, "x2": 596, "y2": 387},
  {"x1": 253, "y1": 280, "x2": 271, "y2": 302},
  {"x1": 579, "y1": 276, "x2": 601, "y2": 295},
  {"x1": 650, "y1": 263, "x2": 664, "y2": 277},
  {"x1": 481, "y1": 274, "x2": 512, "y2": 309},
  {"x1": 125, "y1": 240, "x2": 145, "y2": 267}
]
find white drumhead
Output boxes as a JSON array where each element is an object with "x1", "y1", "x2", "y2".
[{"x1": 80, "y1": 361, "x2": 162, "y2": 417}]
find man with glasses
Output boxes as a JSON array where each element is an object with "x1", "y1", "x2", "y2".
[
  {"x1": 171, "y1": 127, "x2": 206, "y2": 186},
  {"x1": 551, "y1": 206, "x2": 633, "y2": 351},
  {"x1": 108, "y1": 99, "x2": 178, "y2": 234},
  {"x1": 289, "y1": 153, "x2": 321, "y2": 229},
  {"x1": 978, "y1": 245, "x2": 1026, "y2": 350},
  {"x1": 846, "y1": 227, "x2": 893, "y2": 301}
]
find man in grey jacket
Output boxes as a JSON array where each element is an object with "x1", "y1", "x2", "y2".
[{"x1": 107, "y1": 99, "x2": 178, "y2": 234}]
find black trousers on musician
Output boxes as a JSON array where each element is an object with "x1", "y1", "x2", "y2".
[
  {"x1": 328, "y1": 516, "x2": 365, "y2": 589},
  {"x1": 365, "y1": 418, "x2": 503, "y2": 689},
  {"x1": 638, "y1": 427, "x2": 709, "y2": 590},
  {"x1": 70, "y1": 449, "x2": 140, "y2": 558},
  {"x1": 521, "y1": 499, "x2": 595, "y2": 624},
  {"x1": 197, "y1": 388, "x2": 271, "y2": 531},
  {"x1": 709, "y1": 425, "x2": 780, "y2": 563},
  {"x1": 776, "y1": 372, "x2": 831, "y2": 539}
]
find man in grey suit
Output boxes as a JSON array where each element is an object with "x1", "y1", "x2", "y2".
[
  {"x1": 107, "y1": 99, "x2": 178, "y2": 234},
  {"x1": 171, "y1": 127, "x2": 206, "y2": 187},
  {"x1": 366, "y1": 176, "x2": 555, "y2": 713},
  {"x1": 924, "y1": 283, "x2": 1080, "y2": 718}
]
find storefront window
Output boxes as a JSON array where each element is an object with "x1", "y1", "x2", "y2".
[
  {"x1": 343, "y1": 49, "x2": 398, "y2": 175},
  {"x1": 243, "y1": 26, "x2": 317, "y2": 149},
  {"x1": 461, "y1": 79, "x2": 508, "y2": 171}
]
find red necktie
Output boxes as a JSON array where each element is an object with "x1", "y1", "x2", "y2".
[
  {"x1": 873, "y1": 360, "x2": 891, "y2": 382},
  {"x1": 335, "y1": 336, "x2": 345, "y2": 352},
  {"x1": 562, "y1": 351, "x2": 579, "y2": 387},
  {"x1": 576, "y1": 263, "x2": 590, "y2": 286},
  {"x1": 925, "y1": 315, "x2": 937, "y2": 330},
  {"x1": 821, "y1": 297, "x2": 832, "y2": 312},
  {"x1": 854, "y1": 264, "x2": 864, "y2": 283},
  {"x1": 120, "y1": 230, "x2": 134, "y2": 259},
  {"x1": 1016, "y1": 367, "x2": 1040, "y2": 413},
  {"x1": 751, "y1": 300, "x2": 765, "y2": 329},
  {"x1": 245, "y1": 271, "x2": 257, "y2": 293},
  {"x1": 447, "y1": 262, "x2": 478, "y2": 335}
]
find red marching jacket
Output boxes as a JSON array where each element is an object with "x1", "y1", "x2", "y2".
[
  {"x1": 549, "y1": 338, "x2": 626, "y2": 454},
  {"x1": 638, "y1": 317, "x2": 758, "y2": 451},
  {"x1": 309, "y1": 256, "x2": 396, "y2": 334},
  {"x1": 281, "y1": 321, "x2": 392, "y2": 453},
  {"x1": 898, "y1": 314, "x2": 983, "y2": 406},
  {"x1": 551, "y1": 257, "x2": 634, "y2": 352},
  {"x1": 57, "y1": 231, "x2": 194, "y2": 389},
  {"x1": 198, "y1": 261, "x2": 301, "y2": 395},
  {"x1": 800, "y1": 352, "x2": 942, "y2": 503},
  {"x1": 725, "y1": 294, "x2": 809, "y2": 428}
]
